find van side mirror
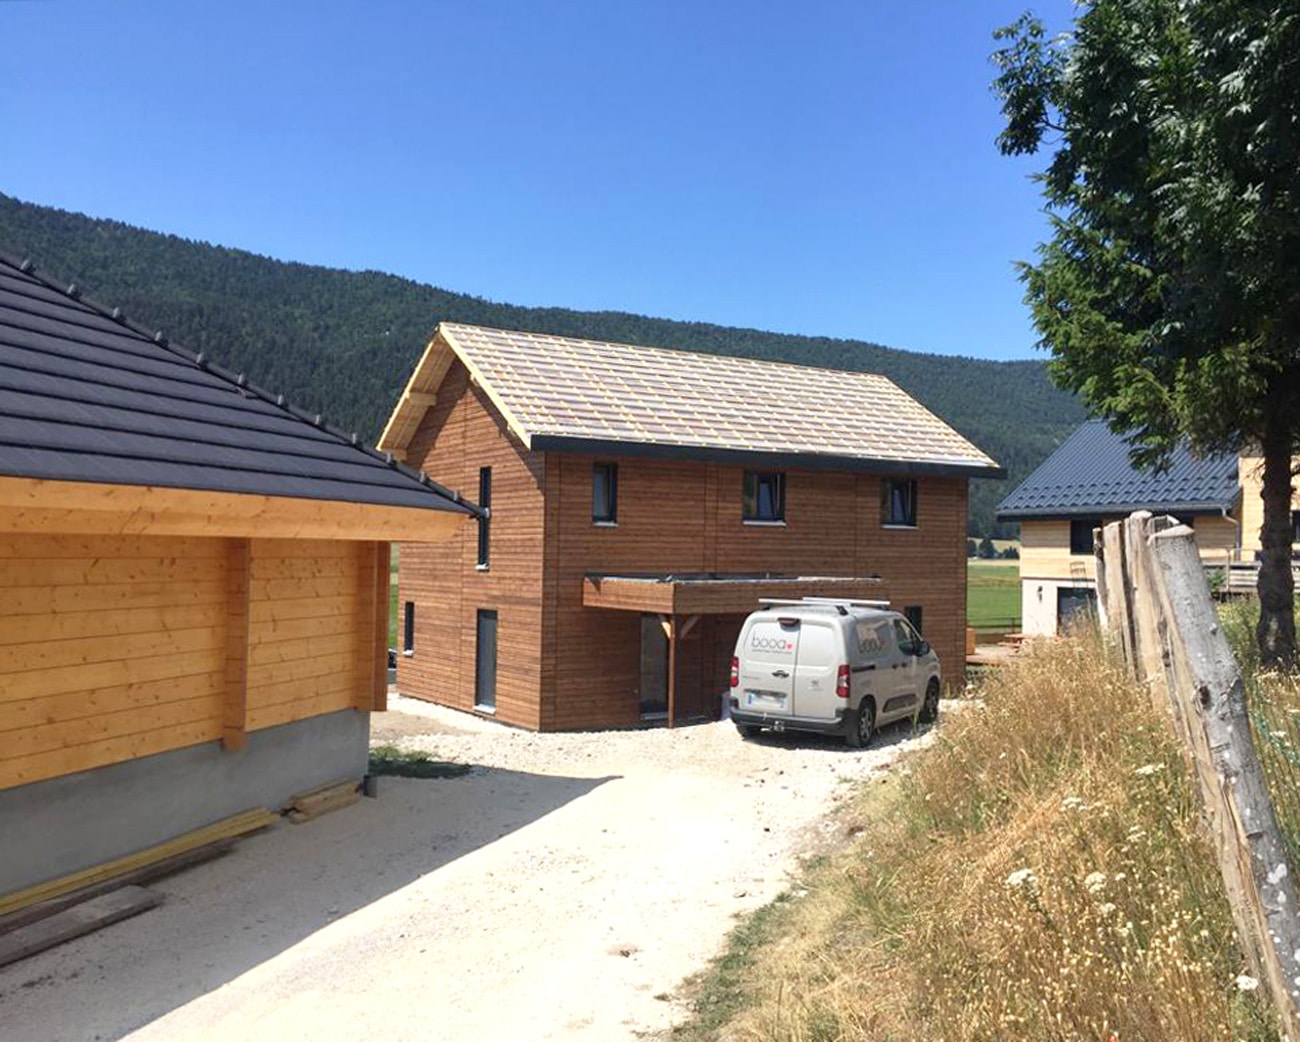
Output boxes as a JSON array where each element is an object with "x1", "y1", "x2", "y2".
[{"x1": 911, "y1": 640, "x2": 930, "y2": 657}]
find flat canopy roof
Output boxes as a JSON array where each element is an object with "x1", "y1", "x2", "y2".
[{"x1": 582, "y1": 573, "x2": 890, "y2": 616}]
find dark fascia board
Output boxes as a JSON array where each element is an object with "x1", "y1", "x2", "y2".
[
  {"x1": 530, "y1": 434, "x2": 1006, "y2": 480},
  {"x1": 997, "y1": 500, "x2": 1236, "y2": 522}
]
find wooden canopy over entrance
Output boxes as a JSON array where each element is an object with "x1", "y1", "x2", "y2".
[{"x1": 583, "y1": 574, "x2": 890, "y2": 726}]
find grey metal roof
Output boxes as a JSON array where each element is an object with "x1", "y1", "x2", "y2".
[
  {"x1": 0, "y1": 254, "x2": 476, "y2": 513},
  {"x1": 996, "y1": 420, "x2": 1239, "y2": 521}
]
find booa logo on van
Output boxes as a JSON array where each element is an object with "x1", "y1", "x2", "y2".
[{"x1": 750, "y1": 634, "x2": 794, "y2": 652}]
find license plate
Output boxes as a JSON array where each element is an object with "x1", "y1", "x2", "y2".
[{"x1": 745, "y1": 690, "x2": 787, "y2": 709}]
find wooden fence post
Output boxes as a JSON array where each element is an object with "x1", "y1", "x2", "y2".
[{"x1": 1144, "y1": 519, "x2": 1300, "y2": 1038}]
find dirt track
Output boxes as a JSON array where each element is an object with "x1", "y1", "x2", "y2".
[{"x1": 0, "y1": 696, "x2": 932, "y2": 1042}]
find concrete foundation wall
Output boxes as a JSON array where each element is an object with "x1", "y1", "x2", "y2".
[{"x1": 0, "y1": 709, "x2": 368, "y2": 896}]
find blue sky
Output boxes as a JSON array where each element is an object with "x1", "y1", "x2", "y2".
[{"x1": 1, "y1": 0, "x2": 1077, "y2": 360}]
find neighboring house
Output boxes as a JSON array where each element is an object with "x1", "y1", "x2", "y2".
[
  {"x1": 0, "y1": 255, "x2": 476, "y2": 895},
  {"x1": 996, "y1": 420, "x2": 1240, "y2": 635},
  {"x1": 377, "y1": 322, "x2": 1002, "y2": 731}
]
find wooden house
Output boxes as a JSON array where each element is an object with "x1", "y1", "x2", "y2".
[
  {"x1": 996, "y1": 420, "x2": 1241, "y2": 634},
  {"x1": 377, "y1": 323, "x2": 1002, "y2": 730},
  {"x1": 0, "y1": 256, "x2": 475, "y2": 896}
]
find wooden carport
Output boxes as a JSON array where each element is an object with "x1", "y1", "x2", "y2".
[{"x1": 582, "y1": 574, "x2": 890, "y2": 725}]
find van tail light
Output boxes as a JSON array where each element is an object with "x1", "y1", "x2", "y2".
[
  {"x1": 836, "y1": 664, "x2": 850, "y2": 699},
  {"x1": 730, "y1": 656, "x2": 740, "y2": 689}
]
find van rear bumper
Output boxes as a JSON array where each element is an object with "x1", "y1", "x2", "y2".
[{"x1": 730, "y1": 703, "x2": 848, "y2": 736}]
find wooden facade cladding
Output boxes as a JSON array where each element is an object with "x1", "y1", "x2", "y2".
[
  {"x1": 1020, "y1": 514, "x2": 1242, "y2": 583},
  {"x1": 0, "y1": 532, "x2": 390, "y2": 791},
  {"x1": 398, "y1": 360, "x2": 973, "y2": 731}
]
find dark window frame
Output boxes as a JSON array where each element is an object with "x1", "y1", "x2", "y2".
[
  {"x1": 742, "y1": 470, "x2": 786, "y2": 523},
  {"x1": 1069, "y1": 518, "x2": 1101, "y2": 556},
  {"x1": 403, "y1": 601, "x2": 416, "y2": 654},
  {"x1": 476, "y1": 466, "x2": 492, "y2": 569},
  {"x1": 881, "y1": 479, "x2": 918, "y2": 528},
  {"x1": 904, "y1": 605, "x2": 923, "y2": 636},
  {"x1": 592, "y1": 462, "x2": 618, "y2": 524}
]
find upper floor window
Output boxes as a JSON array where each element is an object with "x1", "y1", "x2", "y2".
[
  {"x1": 882, "y1": 479, "x2": 917, "y2": 527},
  {"x1": 1069, "y1": 518, "x2": 1100, "y2": 556},
  {"x1": 477, "y1": 467, "x2": 492, "y2": 569},
  {"x1": 743, "y1": 471, "x2": 785, "y2": 523},
  {"x1": 592, "y1": 462, "x2": 618, "y2": 523}
]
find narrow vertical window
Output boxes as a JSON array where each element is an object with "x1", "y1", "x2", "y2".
[
  {"x1": 904, "y1": 605, "x2": 923, "y2": 635},
  {"x1": 881, "y1": 479, "x2": 918, "y2": 527},
  {"x1": 403, "y1": 601, "x2": 416, "y2": 654},
  {"x1": 742, "y1": 471, "x2": 785, "y2": 522},
  {"x1": 592, "y1": 462, "x2": 618, "y2": 523},
  {"x1": 477, "y1": 466, "x2": 491, "y2": 569}
]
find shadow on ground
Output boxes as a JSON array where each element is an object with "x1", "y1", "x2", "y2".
[{"x1": 0, "y1": 765, "x2": 614, "y2": 1042}]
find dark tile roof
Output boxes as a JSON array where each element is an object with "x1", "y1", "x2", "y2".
[
  {"x1": 0, "y1": 254, "x2": 477, "y2": 514},
  {"x1": 996, "y1": 420, "x2": 1239, "y2": 520}
]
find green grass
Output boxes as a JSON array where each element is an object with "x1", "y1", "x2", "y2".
[
  {"x1": 368, "y1": 745, "x2": 471, "y2": 779},
  {"x1": 967, "y1": 560, "x2": 1021, "y2": 633}
]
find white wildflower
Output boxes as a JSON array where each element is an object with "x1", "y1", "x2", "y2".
[
  {"x1": 1084, "y1": 871, "x2": 1107, "y2": 894},
  {"x1": 1236, "y1": 974, "x2": 1260, "y2": 992},
  {"x1": 1135, "y1": 763, "x2": 1164, "y2": 777},
  {"x1": 1060, "y1": 796, "x2": 1086, "y2": 812},
  {"x1": 1098, "y1": 902, "x2": 1117, "y2": 916},
  {"x1": 1005, "y1": 868, "x2": 1037, "y2": 890}
]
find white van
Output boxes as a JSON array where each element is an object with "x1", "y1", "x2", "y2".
[{"x1": 728, "y1": 599, "x2": 941, "y2": 747}]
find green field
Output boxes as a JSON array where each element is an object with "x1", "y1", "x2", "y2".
[{"x1": 967, "y1": 560, "x2": 1021, "y2": 634}]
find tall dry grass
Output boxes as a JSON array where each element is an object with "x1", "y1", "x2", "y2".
[{"x1": 697, "y1": 635, "x2": 1279, "y2": 1042}]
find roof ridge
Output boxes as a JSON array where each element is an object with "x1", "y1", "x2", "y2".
[
  {"x1": 0, "y1": 251, "x2": 481, "y2": 517},
  {"x1": 439, "y1": 320, "x2": 899, "y2": 385}
]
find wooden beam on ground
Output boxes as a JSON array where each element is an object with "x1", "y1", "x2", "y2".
[
  {"x1": 0, "y1": 887, "x2": 162, "y2": 968},
  {"x1": 0, "y1": 839, "x2": 234, "y2": 936},
  {"x1": 223, "y1": 538, "x2": 251, "y2": 751},
  {"x1": 0, "y1": 808, "x2": 277, "y2": 918}
]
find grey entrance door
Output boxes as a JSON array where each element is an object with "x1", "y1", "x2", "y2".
[
  {"x1": 639, "y1": 614, "x2": 668, "y2": 717},
  {"x1": 475, "y1": 610, "x2": 498, "y2": 710}
]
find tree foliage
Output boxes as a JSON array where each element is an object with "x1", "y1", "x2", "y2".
[
  {"x1": 0, "y1": 193, "x2": 1085, "y2": 537},
  {"x1": 994, "y1": 1, "x2": 1300, "y2": 666}
]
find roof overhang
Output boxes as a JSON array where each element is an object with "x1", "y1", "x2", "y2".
[
  {"x1": 582, "y1": 573, "x2": 890, "y2": 616},
  {"x1": 997, "y1": 499, "x2": 1238, "y2": 522},
  {"x1": 535, "y1": 435, "x2": 1004, "y2": 479},
  {"x1": 0, "y1": 477, "x2": 470, "y2": 542}
]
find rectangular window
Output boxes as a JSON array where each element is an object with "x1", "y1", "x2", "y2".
[
  {"x1": 742, "y1": 471, "x2": 785, "y2": 522},
  {"x1": 1069, "y1": 518, "x2": 1100, "y2": 556},
  {"x1": 475, "y1": 609, "x2": 498, "y2": 711},
  {"x1": 403, "y1": 601, "x2": 415, "y2": 654},
  {"x1": 592, "y1": 462, "x2": 618, "y2": 523},
  {"x1": 1292, "y1": 511, "x2": 1300, "y2": 544},
  {"x1": 477, "y1": 467, "x2": 491, "y2": 569},
  {"x1": 882, "y1": 479, "x2": 918, "y2": 527},
  {"x1": 904, "y1": 605, "x2": 923, "y2": 635}
]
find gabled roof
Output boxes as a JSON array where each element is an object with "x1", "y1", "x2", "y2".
[
  {"x1": 996, "y1": 420, "x2": 1239, "y2": 521},
  {"x1": 0, "y1": 254, "x2": 476, "y2": 516},
  {"x1": 379, "y1": 323, "x2": 1002, "y2": 478}
]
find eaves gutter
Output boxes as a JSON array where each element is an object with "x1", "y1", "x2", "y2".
[{"x1": 528, "y1": 434, "x2": 1005, "y2": 480}]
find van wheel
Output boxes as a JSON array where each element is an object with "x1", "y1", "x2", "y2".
[
  {"x1": 736, "y1": 723, "x2": 761, "y2": 739},
  {"x1": 846, "y1": 698, "x2": 876, "y2": 749},
  {"x1": 919, "y1": 679, "x2": 941, "y2": 724}
]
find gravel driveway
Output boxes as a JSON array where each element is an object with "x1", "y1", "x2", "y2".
[{"x1": 1, "y1": 695, "x2": 933, "y2": 1042}]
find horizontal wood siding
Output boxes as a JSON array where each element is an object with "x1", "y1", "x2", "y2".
[
  {"x1": 397, "y1": 361, "x2": 544, "y2": 729},
  {"x1": 0, "y1": 532, "x2": 385, "y2": 791},
  {"x1": 542, "y1": 458, "x2": 969, "y2": 728},
  {"x1": 0, "y1": 534, "x2": 225, "y2": 790},
  {"x1": 1239, "y1": 456, "x2": 1300, "y2": 556},
  {"x1": 1021, "y1": 516, "x2": 1240, "y2": 581},
  {"x1": 245, "y1": 539, "x2": 374, "y2": 731}
]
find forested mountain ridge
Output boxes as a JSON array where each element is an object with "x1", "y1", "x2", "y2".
[{"x1": 0, "y1": 193, "x2": 1085, "y2": 535}]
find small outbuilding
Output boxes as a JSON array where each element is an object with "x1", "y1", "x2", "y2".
[
  {"x1": 0, "y1": 255, "x2": 476, "y2": 896},
  {"x1": 378, "y1": 322, "x2": 1002, "y2": 730}
]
